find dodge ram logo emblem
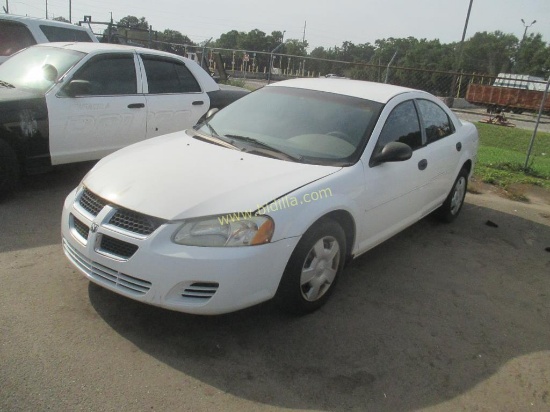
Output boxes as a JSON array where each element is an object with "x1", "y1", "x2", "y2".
[{"x1": 90, "y1": 223, "x2": 99, "y2": 233}]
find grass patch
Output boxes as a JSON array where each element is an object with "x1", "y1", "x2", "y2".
[{"x1": 473, "y1": 122, "x2": 550, "y2": 190}]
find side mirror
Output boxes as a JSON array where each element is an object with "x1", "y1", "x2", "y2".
[
  {"x1": 42, "y1": 64, "x2": 58, "y2": 82},
  {"x1": 205, "y1": 108, "x2": 219, "y2": 119},
  {"x1": 370, "y1": 141, "x2": 413, "y2": 166},
  {"x1": 64, "y1": 80, "x2": 91, "y2": 97}
]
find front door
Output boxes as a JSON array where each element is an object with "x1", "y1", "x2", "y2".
[
  {"x1": 357, "y1": 99, "x2": 432, "y2": 252},
  {"x1": 47, "y1": 52, "x2": 146, "y2": 165}
]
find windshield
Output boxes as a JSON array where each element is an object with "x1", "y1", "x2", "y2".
[
  {"x1": 195, "y1": 86, "x2": 383, "y2": 166},
  {"x1": 0, "y1": 45, "x2": 85, "y2": 93}
]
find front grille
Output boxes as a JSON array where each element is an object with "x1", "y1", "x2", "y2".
[
  {"x1": 108, "y1": 208, "x2": 164, "y2": 236},
  {"x1": 72, "y1": 215, "x2": 89, "y2": 240},
  {"x1": 99, "y1": 235, "x2": 138, "y2": 259},
  {"x1": 63, "y1": 239, "x2": 151, "y2": 295},
  {"x1": 182, "y1": 282, "x2": 219, "y2": 301},
  {"x1": 79, "y1": 189, "x2": 107, "y2": 217}
]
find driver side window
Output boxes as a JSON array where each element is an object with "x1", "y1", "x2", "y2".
[
  {"x1": 377, "y1": 100, "x2": 422, "y2": 151},
  {"x1": 69, "y1": 54, "x2": 137, "y2": 96}
]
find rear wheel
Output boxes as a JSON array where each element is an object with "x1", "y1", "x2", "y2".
[
  {"x1": 276, "y1": 219, "x2": 346, "y2": 314},
  {"x1": 0, "y1": 139, "x2": 20, "y2": 199},
  {"x1": 437, "y1": 168, "x2": 468, "y2": 223}
]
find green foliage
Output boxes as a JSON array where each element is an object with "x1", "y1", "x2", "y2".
[
  {"x1": 474, "y1": 122, "x2": 550, "y2": 189},
  {"x1": 461, "y1": 31, "x2": 518, "y2": 75},
  {"x1": 99, "y1": 15, "x2": 550, "y2": 81}
]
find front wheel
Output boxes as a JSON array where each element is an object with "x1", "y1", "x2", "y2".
[
  {"x1": 436, "y1": 168, "x2": 468, "y2": 223},
  {"x1": 275, "y1": 219, "x2": 346, "y2": 314},
  {"x1": 0, "y1": 139, "x2": 20, "y2": 200}
]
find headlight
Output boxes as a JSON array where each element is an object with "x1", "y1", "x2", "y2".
[{"x1": 173, "y1": 215, "x2": 274, "y2": 247}]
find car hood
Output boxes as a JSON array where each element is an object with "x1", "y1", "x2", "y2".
[
  {"x1": 0, "y1": 87, "x2": 44, "y2": 107},
  {"x1": 83, "y1": 132, "x2": 341, "y2": 220}
]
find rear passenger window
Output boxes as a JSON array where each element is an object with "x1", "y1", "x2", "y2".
[
  {"x1": 0, "y1": 21, "x2": 36, "y2": 57},
  {"x1": 70, "y1": 54, "x2": 137, "y2": 95},
  {"x1": 142, "y1": 56, "x2": 201, "y2": 94},
  {"x1": 39, "y1": 25, "x2": 95, "y2": 42},
  {"x1": 377, "y1": 100, "x2": 422, "y2": 151},
  {"x1": 417, "y1": 99, "x2": 455, "y2": 143}
]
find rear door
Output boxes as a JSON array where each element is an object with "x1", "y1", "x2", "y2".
[
  {"x1": 414, "y1": 98, "x2": 463, "y2": 207},
  {"x1": 48, "y1": 52, "x2": 147, "y2": 164},
  {"x1": 139, "y1": 54, "x2": 209, "y2": 138}
]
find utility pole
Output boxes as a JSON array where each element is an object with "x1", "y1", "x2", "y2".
[
  {"x1": 302, "y1": 21, "x2": 306, "y2": 44},
  {"x1": 448, "y1": 0, "x2": 474, "y2": 107},
  {"x1": 46, "y1": 0, "x2": 48, "y2": 19},
  {"x1": 69, "y1": 0, "x2": 71, "y2": 23},
  {"x1": 3, "y1": 0, "x2": 8, "y2": 13}
]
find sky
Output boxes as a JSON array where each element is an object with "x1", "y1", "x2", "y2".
[{"x1": 4, "y1": 0, "x2": 550, "y2": 50}]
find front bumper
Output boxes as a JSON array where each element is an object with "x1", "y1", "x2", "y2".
[{"x1": 61, "y1": 187, "x2": 300, "y2": 315}]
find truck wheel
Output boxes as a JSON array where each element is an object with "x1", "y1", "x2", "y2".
[
  {"x1": 275, "y1": 219, "x2": 346, "y2": 314},
  {"x1": 0, "y1": 140, "x2": 20, "y2": 199}
]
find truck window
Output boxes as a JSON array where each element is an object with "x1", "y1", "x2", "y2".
[
  {"x1": 0, "y1": 21, "x2": 36, "y2": 57},
  {"x1": 39, "y1": 25, "x2": 95, "y2": 42}
]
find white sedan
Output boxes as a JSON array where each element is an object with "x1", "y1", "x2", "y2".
[{"x1": 61, "y1": 78, "x2": 478, "y2": 315}]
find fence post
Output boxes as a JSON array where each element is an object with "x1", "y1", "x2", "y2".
[{"x1": 524, "y1": 76, "x2": 550, "y2": 170}]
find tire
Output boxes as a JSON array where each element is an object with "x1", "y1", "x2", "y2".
[
  {"x1": 437, "y1": 168, "x2": 468, "y2": 223},
  {"x1": 0, "y1": 139, "x2": 20, "y2": 200},
  {"x1": 275, "y1": 219, "x2": 346, "y2": 314}
]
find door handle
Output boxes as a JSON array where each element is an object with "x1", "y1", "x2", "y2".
[
  {"x1": 456, "y1": 142, "x2": 462, "y2": 151},
  {"x1": 128, "y1": 103, "x2": 145, "y2": 109},
  {"x1": 418, "y1": 159, "x2": 428, "y2": 170},
  {"x1": 192, "y1": 100, "x2": 204, "y2": 106}
]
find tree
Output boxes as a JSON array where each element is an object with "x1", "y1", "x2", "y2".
[
  {"x1": 515, "y1": 33, "x2": 549, "y2": 77},
  {"x1": 156, "y1": 29, "x2": 194, "y2": 55},
  {"x1": 117, "y1": 16, "x2": 149, "y2": 30},
  {"x1": 215, "y1": 30, "x2": 242, "y2": 49},
  {"x1": 461, "y1": 31, "x2": 518, "y2": 76}
]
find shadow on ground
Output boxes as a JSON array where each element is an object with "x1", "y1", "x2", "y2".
[
  {"x1": 89, "y1": 203, "x2": 550, "y2": 411},
  {"x1": 0, "y1": 162, "x2": 94, "y2": 252}
]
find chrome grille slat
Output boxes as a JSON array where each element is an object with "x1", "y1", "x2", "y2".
[{"x1": 63, "y1": 239, "x2": 151, "y2": 296}]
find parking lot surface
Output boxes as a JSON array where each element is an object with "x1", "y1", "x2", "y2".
[{"x1": 1, "y1": 162, "x2": 549, "y2": 411}]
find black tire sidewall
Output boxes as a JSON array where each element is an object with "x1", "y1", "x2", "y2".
[
  {"x1": 275, "y1": 219, "x2": 346, "y2": 314},
  {"x1": 0, "y1": 140, "x2": 20, "y2": 199},
  {"x1": 438, "y1": 168, "x2": 468, "y2": 223}
]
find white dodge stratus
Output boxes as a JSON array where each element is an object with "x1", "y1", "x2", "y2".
[{"x1": 61, "y1": 78, "x2": 478, "y2": 315}]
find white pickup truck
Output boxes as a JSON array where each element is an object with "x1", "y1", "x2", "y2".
[{"x1": 0, "y1": 42, "x2": 249, "y2": 196}]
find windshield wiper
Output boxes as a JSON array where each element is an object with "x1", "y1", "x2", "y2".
[
  {"x1": 225, "y1": 134, "x2": 303, "y2": 162},
  {"x1": 0, "y1": 80, "x2": 15, "y2": 88},
  {"x1": 191, "y1": 124, "x2": 239, "y2": 150}
]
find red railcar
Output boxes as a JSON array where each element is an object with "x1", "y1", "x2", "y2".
[{"x1": 465, "y1": 83, "x2": 550, "y2": 114}]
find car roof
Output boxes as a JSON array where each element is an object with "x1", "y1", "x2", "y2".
[
  {"x1": 269, "y1": 78, "x2": 415, "y2": 104},
  {"x1": 0, "y1": 14, "x2": 91, "y2": 30},
  {"x1": 34, "y1": 41, "x2": 185, "y2": 59}
]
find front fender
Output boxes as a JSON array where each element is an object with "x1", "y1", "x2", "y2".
[{"x1": 265, "y1": 165, "x2": 364, "y2": 245}]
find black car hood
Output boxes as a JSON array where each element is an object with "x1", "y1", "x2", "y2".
[{"x1": 0, "y1": 87, "x2": 45, "y2": 108}]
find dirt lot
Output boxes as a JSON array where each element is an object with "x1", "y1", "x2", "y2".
[{"x1": 1, "y1": 163, "x2": 549, "y2": 412}]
